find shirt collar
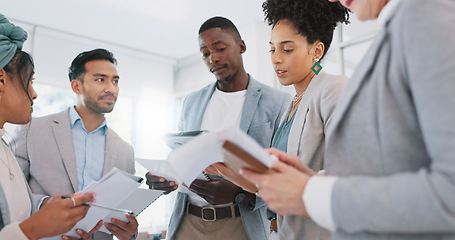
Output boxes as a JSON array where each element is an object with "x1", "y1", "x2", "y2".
[
  {"x1": 69, "y1": 106, "x2": 108, "y2": 134},
  {"x1": 377, "y1": 0, "x2": 404, "y2": 28}
]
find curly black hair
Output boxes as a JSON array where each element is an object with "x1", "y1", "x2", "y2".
[{"x1": 263, "y1": 0, "x2": 349, "y2": 59}]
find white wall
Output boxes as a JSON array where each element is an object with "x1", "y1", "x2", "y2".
[{"x1": 12, "y1": 19, "x2": 177, "y2": 160}]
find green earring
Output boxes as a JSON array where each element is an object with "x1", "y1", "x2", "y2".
[{"x1": 311, "y1": 58, "x2": 322, "y2": 75}]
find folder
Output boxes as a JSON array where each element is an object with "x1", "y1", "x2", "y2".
[
  {"x1": 65, "y1": 168, "x2": 163, "y2": 238},
  {"x1": 222, "y1": 140, "x2": 274, "y2": 174}
]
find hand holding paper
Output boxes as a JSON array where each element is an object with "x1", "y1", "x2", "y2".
[
  {"x1": 64, "y1": 168, "x2": 163, "y2": 238},
  {"x1": 207, "y1": 162, "x2": 259, "y2": 193},
  {"x1": 167, "y1": 126, "x2": 275, "y2": 186}
]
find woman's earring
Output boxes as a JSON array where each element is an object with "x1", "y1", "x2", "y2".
[{"x1": 311, "y1": 58, "x2": 322, "y2": 75}]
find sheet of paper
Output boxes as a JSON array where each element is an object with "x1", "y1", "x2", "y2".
[
  {"x1": 65, "y1": 168, "x2": 144, "y2": 238},
  {"x1": 167, "y1": 127, "x2": 273, "y2": 185},
  {"x1": 136, "y1": 158, "x2": 178, "y2": 182},
  {"x1": 99, "y1": 188, "x2": 163, "y2": 234},
  {"x1": 165, "y1": 131, "x2": 206, "y2": 150}
]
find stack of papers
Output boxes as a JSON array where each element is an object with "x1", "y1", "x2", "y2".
[
  {"x1": 167, "y1": 127, "x2": 274, "y2": 185},
  {"x1": 65, "y1": 168, "x2": 163, "y2": 237}
]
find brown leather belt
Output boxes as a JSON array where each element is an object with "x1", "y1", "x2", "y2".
[
  {"x1": 186, "y1": 202, "x2": 240, "y2": 221},
  {"x1": 270, "y1": 218, "x2": 278, "y2": 232}
]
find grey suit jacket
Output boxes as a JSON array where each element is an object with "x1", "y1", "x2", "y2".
[
  {"x1": 167, "y1": 75, "x2": 291, "y2": 240},
  {"x1": 324, "y1": 0, "x2": 455, "y2": 239},
  {"x1": 11, "y1": 108, "x2": 135, "y2": 240},
  {"x1": 278, "y1": 71, "x2": 347, "y2": 240}
]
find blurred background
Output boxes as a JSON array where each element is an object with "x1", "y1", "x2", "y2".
[{"x1": 1, "y1": 0, "x2": 379, "y2": 238}]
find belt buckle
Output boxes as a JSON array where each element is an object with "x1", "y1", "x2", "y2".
[{"x1": 201, "y1": 206, "x2": 216, "y2": 222}]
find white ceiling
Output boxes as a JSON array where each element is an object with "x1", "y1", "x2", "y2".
[{"x1": 2, "y1": 0, "x2": 267, "y2": 60}]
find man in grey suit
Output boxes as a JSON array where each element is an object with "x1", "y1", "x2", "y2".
[
  {"x1": 242, "y1": 0, "x2": 455, "y2": 239},
  {"x1": 11, "y1": 49, "x2": 138, "y2": 240},
  {"x1": 146, "y1": 17, "x2": 290, "y2": 240}
]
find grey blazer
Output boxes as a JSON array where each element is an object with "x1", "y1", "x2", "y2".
[
  {"x1": 324, "y1": 0, "x2": 455, "y2": 239},
  {"x1": 278, "y1": 71, "x2": 347, "y2": 240},
  {"x1": 11, "y1": 108, "x2": 135, "y2": 240},
  {"x1": 167, "y1": 75, "x2": 291, "y2": 240}
]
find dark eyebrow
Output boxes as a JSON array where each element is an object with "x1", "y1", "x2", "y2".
[
  {"x1": 211, "y1": 40, "x2": 224, "y2": 47},
  {"x1": 93, "y1": 73, "x2": 120, "y2": 79},
  {"x1": 200, "y1": 40, "x2": 225, "y2": 51},
  {"x1": 269, "y1": 40, "x2": 295, "y2": 45}
]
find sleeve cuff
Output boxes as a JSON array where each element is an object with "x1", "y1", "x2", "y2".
[
  {"x1": 37, "y1": 196, "x2": 50, "y2": 211},
  {"x1": 0, "y1": 222, "x2": 29, "y2": 240},
  {"x1": 303, "y1": 175, "x2": 338, "y2": 231}
]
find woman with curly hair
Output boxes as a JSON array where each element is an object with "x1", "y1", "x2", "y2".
[
  {"x1": 209, "y1": 1, "x2": 349, "y2": 239},
  {"x1": 263, "y1": 0, "x2": 349, "y2": 238},
  {"x1": 244, "y1": 0, "x2": 455, "y2": 239}
]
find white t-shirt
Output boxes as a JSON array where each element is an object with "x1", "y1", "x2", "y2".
[{"x1": 180, "y1": 88, "x2": 247, "y2": 207}]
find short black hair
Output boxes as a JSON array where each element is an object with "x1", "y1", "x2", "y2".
[
  {"x1": 198, "y1": 16, "x2": 242, "y2": 41},
  {"x1": 4, "y1": 50, "x2": 35, "y2": 102},
  {"x1": 263, "y1": 0, "x2": 349, "y2": 59},
  {"x1": 68, "y1": 48, "x2": 116, "y2": 82}
]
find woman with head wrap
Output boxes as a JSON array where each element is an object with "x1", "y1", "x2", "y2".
[
  {"x1": 242, "y1": 0, "x2": 455, "y2": 239},
  {"x1": 0, "y1": 13, "x2": 99, "y2": 240}
]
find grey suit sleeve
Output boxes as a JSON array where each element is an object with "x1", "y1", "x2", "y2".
[
  {"x1": 332, "y1": 0, "x2": 455, "y2": 233},
  {"x1": 11, "y1": 124, "x2": 47, "y2": 206}
]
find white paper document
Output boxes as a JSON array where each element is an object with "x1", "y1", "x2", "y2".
[
  {"x1": 167, "y1": 127, "x2": 273, "y2": 185},
  {"x1": 136, "y1": 158, "x2": 178, "y2": 182},
  {"x1": 165, "y1": 130, "x2": 206, "y2": 150},
  {"x1": 65, "y1": 168, "x2": 163, "y2": 237}
]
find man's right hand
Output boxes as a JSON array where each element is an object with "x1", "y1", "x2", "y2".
[{"x1": 146, "y1": 172, "x2": 178, "y2": 194}]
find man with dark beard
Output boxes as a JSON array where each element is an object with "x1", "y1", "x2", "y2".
[{"x1": 11, "y1": 49, "x2": 138, "y2": 240}]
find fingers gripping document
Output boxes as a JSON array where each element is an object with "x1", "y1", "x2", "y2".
[
  {"x1": 167, "y1": 126, "x2": 275, "y2": 186},
  {"x1": 65, "y1": 168, "x2": 163, "y2": 238}
]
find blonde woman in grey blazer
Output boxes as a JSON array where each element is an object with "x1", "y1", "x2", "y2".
[{"x1": 243, "y1": 0, "x2": 455, "y2": 239}]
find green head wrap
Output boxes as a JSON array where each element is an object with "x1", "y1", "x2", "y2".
[{"x1": 0, "y1": 13, "x2": 28, "y2": 70}]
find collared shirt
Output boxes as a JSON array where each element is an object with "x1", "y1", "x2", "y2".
[
  {"x1": 377, "y1": 0, "x2": 403, "y2": 28},
  {"x1": 69, "y1": 106, "x2": 107, "y2": 191},
  {"x1": 303, "y1": 0, "x2": 403, "y2": 231}
]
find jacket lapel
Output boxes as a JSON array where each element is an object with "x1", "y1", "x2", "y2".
[
  {"x1": 287, "y1": 72, "x2": 323, "y2": 155},
  {"x1": 191, "y1": 83, "x2": 217, "y2": 130},
  {"x1": 51, "y1": 109, "x2": 79, "y2": 192},
  {"x1": 239, "y1": 76, "x2": 261, "y2": 132},
  {"x1": 103, "y1": 129, "x2": 118, "y2": 175}
]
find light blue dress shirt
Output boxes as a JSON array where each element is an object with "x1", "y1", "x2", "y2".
[{"x1": 69, "y1": 107, "x2": 107, "y2": 191}]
